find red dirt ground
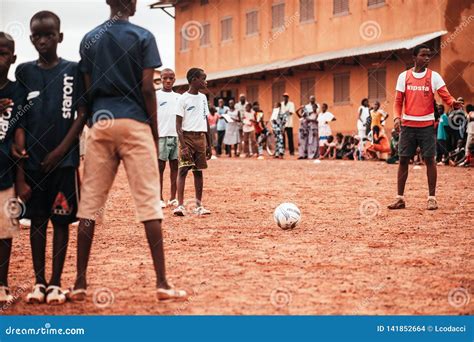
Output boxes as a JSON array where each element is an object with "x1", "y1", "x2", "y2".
[{"x1": 3, "y1": 157, "x2": 474, "y2": 315}]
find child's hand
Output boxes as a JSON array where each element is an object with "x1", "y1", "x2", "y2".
[
  {"x1": 15, "y1": 180, "x2": 32, "y2": 203},
  {"x1": 0, "y1": 98, "x2": 13, "y2": 114},
  {"x1": 41, "y1": 147, "x2": 65, "y2": 173},
  {"x1": 11, "y1": 142, "x2": 28, "y2": 160}
]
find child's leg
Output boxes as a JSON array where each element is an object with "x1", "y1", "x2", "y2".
[
  {"x1": 74, "y1": 219, "x2": 95, "y2": 290},
  {"x1": 424, "y1": 157, "x2": 437, "y2": 196},
  {"x1": 49, "y1": 223, "x2": 69, "y2": 287},
  {"x1": 169, "y1": 159, "x2": 178, "y2": 201},
  {"x1": 193, "y1": 170, "x2": 204, "y2": 206},
  {"x1": 30, "y1": 217, "x2": 49, "y2": 285},
  {"x1": 143, "y1": 219, "x2": 169, "y2": 289},
  {"x1": 0, "y1": 239, "x2": 12, "y2": 287},
  {"x1": 397, "y1": 157, "x2": 410, "y2": 196},
  {"x1": 158, "y1": 160, "x2": 166, "y2": 201},
  {"x1": 177, "y1": 167, "x2": 189, "y2": 206}
]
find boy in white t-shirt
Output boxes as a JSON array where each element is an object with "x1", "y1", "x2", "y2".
[
  {"x1": 157, "y1": 68, "x2": 180, "y2": 208},
  {"x1": 174, "y1": 68, "x2": 212, "y2": 216},
  {"x1": 317, "y1": 103, "x2": 336, "y2": 156}
]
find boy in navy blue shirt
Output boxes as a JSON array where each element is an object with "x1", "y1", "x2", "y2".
[
  {"x1": 70, "y1": 0, "x2": 186, "y2": 302},
  {"x1": 0, "y1": 32, "x2": 27, "y2": 305},
  {"x1": 15, "y1": 11, "x2": 88, "y2": 305}
]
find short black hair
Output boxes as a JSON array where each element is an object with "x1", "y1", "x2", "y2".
[
  {"x1": 466, "y1": 104, "x2": 473, "y2": 113},
  {"x1": 30, "y1": 11, "x2": 61, "y2": 30},
  {"x1": 186, "y1": 67, "x2": 204, "y2": 83},
  {"x1": 107, "y1": 0, "x2": 132, "y2": 9},
  {"x1": 0, "y1": 32, "x2": 15, "y2": 52},
  {"x1": 361, "y1": 98, "x2": 368, "y2": 106},
  {"x1": 413, "y1": 44, "x2": 430, "y2": 56}
]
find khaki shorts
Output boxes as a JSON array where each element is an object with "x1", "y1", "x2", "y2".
[
  {"x1": 77, "y1": 119, "x2": 163, "y2": 223},
  {"x1": 159, "y1": 136, "x2": 179, "y2": 161},
  {"x1": 0, "y1": 187, "x2": 19, "y2": 239},
  {"x1": 178, "y1": 131, "x2": 208, "y2": 170}
]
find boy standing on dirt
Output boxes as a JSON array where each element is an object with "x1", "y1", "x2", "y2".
[
  {"x1": 388, "y1": 44, "x2": 461, "y2": 210},
  {"x1": 71, "y1": 0, "x2": 186, "y2": 302},
  {"x1": 14, "y1": 11, "x2": 88, "y2": 305},
  {"x1": 173, "y1": 68, "x2": 212, "y2": 216}
]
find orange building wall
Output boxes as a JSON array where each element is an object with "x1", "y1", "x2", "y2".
[
  {"x1": 172, "y1": 0, "x2": 472, "y2": 138},
  {"x1": 174, "y1": 0, "x2": 447, "y2": 78}
]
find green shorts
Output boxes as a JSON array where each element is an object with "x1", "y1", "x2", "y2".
[{"x1": 158, "y1": 136, "x2": 179, "y2": 161}]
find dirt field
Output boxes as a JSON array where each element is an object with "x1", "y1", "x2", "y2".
[{"x1": 3, "y1": 157, "x2": 473, "y2": 315}]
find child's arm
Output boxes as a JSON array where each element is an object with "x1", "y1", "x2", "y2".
[
  {"x1": 14, "y1": 128, "x2": 31, "y2": 202},
  {"x1": 206, "y1": 119, "x2": 212, "y2": 160},
  {"x1": 142, "y1": 68, "x2": 159, "y2": 145},
  {"x1": 41, "y1": 71, "x2": 90, "y2": 173}
]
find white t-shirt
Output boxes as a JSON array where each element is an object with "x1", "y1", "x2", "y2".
[
  {"x1": 157, "y1": 90, "x2": 180, "y2": 137},
  {"x1": 318, "y1": 111, "x2": 335, "y2": 137},
  {"x1": 176, "y1": 91, "x2": 209, "y2": 132},
  {"x1": 395, "y1": 69, "x2": 445, "y2": 93},
  {"x1": 281, "y1": 101, "x2": 296, "y2": 127},
  {"x1": 242, "y1": 110, "x2": 255, "y2": 133},
  {"x1": 357, "y1": 106, "x2": 370, "y2": 131}
]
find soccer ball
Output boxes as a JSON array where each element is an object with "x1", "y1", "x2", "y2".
[{"x1": 273, "y1": 203, "x2": 301, "y2": 230}]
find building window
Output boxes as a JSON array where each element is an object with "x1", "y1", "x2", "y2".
[
  {"x1": 300, "y1": 77, "x2": 315, "y2": 105},
  {"x1": 200, "y1": 23, "x2": 210, "y2": 46},
  {"x1": 246, "y1": 10, "x2": 258, "y2": 35},
  {"x1": 246, "y1": 85, "x2": 259, "y2": 104},
  {"x1": 221, "y1": 17, "x2": 233, "y2": 41},
  {"x1": 272, "y1": 3, "x2": 285, "y2": 29},
  {"x1": 300, "y1": 0, "x2": 314, "y2": 22},
  {"x1": 333, "y1": 72, "x2": 350, "y2": 104},
  {"x1": 180, "y1": 31, "x2": 189, "y2": 51},
  {"x1": 272, "y1": 80, "x2": 286, "y2": 106},
  {"x1": 333, "y1": 0, "x2": 349, "y2": 15},
  {"x1": 368, "y1": 0, "x2": 385, "y2": 8},
  {"x1": 368, "y1": 68, "x2": 386, "y2": 101}
]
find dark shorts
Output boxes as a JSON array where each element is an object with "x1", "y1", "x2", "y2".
[
  {"x1": 398, "y1": 125, "x2": 436, "y2": 158},
  {"x1": 178, "y1": 131, "x2": 208, "y2": 170},
  {"x1": 24, "y1": 167, "x2": 80, "y2": 225}
]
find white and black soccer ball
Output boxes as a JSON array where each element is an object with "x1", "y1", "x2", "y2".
[{"x1": 273, "y1": 203, "x2": 301, "y2": 230}]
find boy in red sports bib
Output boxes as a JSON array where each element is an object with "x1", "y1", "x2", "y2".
[{"x1": 388, "y1": 44, "x2": 462, "y2": 210}]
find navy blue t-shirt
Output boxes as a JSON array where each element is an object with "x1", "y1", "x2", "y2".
[
  {"x1": 0, "y1": 80, "x2": 26, "y2": 190},
  {"x1": 79, "y1": 20, "x2": 162, "y2": 124},
  {"x1": 15, "y1": 59, "x2": 85, "y2": 170}
]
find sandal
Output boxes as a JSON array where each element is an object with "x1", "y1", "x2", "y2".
[
  {"x1": 66, "y1": 288, "x2": 87, "y2": 302},
  {"x1": 0, "y1": 286, "x2": 14, "y2": 305},
  {"x1": 46, "y1": 286, "x2": 67, "y2": 305},
  {"x1": 26, "y1": 284, "x2": 46, "y2": 304},
  {"x1": 157, "y1": 287, "x2": 188, "y2": 302}
]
